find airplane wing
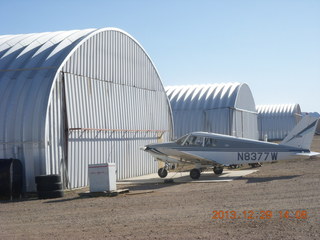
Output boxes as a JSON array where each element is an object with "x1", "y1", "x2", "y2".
[
  {"x1": 179, "y1": 151, "x2": 222, "y2": 166},
  {"x1": 151, "y1": 151, "x2": 221, "y2": 167}
]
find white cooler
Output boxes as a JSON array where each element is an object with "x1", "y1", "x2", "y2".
[{"x1": 88, "y1": 163, "x2": 116, "y2": 192}]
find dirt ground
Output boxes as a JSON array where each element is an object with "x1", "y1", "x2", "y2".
[{"x1": 1, "y1": 136, "x2": 320, "y2": 240}]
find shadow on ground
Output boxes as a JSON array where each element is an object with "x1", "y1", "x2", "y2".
[
  {"x1": 241, "y1": 175, "x2": 301, "y2": 183},
  {"x1": 42, "y1": 181, "x2": 183, "y2": 204}
]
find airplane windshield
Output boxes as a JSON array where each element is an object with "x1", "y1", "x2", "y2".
[
  {"x1": 176, "y1": 135, "x2": 188, "y2": 145},
  {"x1": 183, "y1": 135, "x2": 205, "y2": 146},
  {"x1": 176, "y1": 135, "x2": 217, "y2": 147}
]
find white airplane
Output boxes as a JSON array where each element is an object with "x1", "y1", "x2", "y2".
[{"x1": 143, "y1": 116, "x2": 319, "y2": 179}]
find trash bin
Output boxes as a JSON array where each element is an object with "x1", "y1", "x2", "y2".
[{"x1": 0, "y1": 159, "x2": 23, "y2": 200}]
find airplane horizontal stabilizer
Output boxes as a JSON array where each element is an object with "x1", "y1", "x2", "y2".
[{"x1": 294, "y1": 151, "x2": 320, "y2": 157}]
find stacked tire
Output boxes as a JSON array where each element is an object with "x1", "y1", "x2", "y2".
[{"x1": 35, "y1": 175, "x2": 64, "y2": 199}]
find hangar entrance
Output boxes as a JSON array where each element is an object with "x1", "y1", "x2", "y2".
[
  {"x1": 56, "y1": 72, "x2": 167, "y2": 189},
  {"x1": 204, "y1": 108, "x2": 258, "y2": 139}
]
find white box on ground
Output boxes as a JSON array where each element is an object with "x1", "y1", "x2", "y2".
[{"x1": 88, "y1": 163, "x2": 116, "y2": 192}]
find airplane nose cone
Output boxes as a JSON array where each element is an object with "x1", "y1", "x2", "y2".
[{"x1": 140, "y1": 145, "x2": 150, "y2": 151}]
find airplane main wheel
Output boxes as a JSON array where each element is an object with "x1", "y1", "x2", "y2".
[
  {"x1": 190, "y1": 168, "x2": 201, "y2": 179},
  {"x1": 158, "y1": 168, "x2": 168, "y2": 178},
  {"x1": 213, "y1": 167, "x2": 223, "y2": 175}
]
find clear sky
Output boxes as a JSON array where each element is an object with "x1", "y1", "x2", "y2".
[{"x1": 1, "y1": 0, "x2": 319, "y2": 112}]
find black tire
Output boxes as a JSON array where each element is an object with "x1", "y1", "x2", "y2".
[
  {"x1": 213, "y1": 167, "x2": 223, "y2": 175},
  {"x1": 35, "y1": 175, "x2": 61, "y2": 185},
  {"x1": 38, "y1": 190, "x2": 64, "y2": 199},
  {"x1": 158, "y1": 168, "x2": 168, "y2": 178},
  {"x1": 190, "y1": 168, "x2": 201, "y2": 179},
  {"x1": 36, "y1": 182, "x2": 63, "y2": 192}
]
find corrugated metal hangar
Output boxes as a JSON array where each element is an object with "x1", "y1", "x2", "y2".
[
  {"x1": 166, "y1": 83, "x2": 259, "y2": 140},
  {"x1": 257, "y1": 104, "x2": 302, "y2": 141},
  {"x1": 0, "y1": 28, "x2": 173, "y2": 192}
]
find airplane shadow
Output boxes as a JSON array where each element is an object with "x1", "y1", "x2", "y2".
[
  {"x1": 124, "y1": 181, "x2": 183, "y2": 191},
  {"x1": 240, "y1": 175, "x2": 301, "y2": 184}
]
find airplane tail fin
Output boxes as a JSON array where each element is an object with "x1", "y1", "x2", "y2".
[{"x1": 280, "y1": 116, "x2": 319, "y2": 150}]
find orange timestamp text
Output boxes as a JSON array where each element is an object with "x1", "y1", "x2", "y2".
[{"x1": 212, "y1": 210, "x2": 308, "y2": 220}]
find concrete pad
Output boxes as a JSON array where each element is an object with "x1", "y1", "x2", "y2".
[{"x1": 117, "y1": 169, "x2": 258, "y2": 184}]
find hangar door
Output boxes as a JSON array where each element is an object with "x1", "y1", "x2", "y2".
[
  {"x1": 62, "y1": 72, "x2": 162, "y2": 189},
  {"x1": 204, "y1": 108, "x2": 231, "y2": 135},
  {"x1": 232, "y1": 109, "x2": 258, "y2": 139}
]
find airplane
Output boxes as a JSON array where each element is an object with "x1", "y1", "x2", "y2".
[{"x1": 143, "y1": 116, "x2": 319, "y2": 180}]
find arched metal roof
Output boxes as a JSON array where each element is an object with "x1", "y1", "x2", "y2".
[
  {"x1": 165, "y1": 83, "x2": 256, "y2": 111},
  {"x1": 0, "y1": 29, "x2": 95, "y2": 71},
  {"x1": 0, "y1": 28, "x2": 167, "y2": 147},
  {"x1": 166, "y1": 83, "x2": 258, "y2": 140},
  {"x1": 256, "y1": 104, "x2": 301, "y2": 116},
  {"x1": 0, "y1": 28, "x2": 172, "y2": 191},
  {"x1": 0, "y1": 29, "x2": 97, "y2": 147}
]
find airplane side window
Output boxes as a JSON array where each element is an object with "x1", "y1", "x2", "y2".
[
  {"x1": 194, "y1": 136, "x2": 204, "y2": 146},
  {"x1": 205, "y1": 138, "x2": 216, "y2": 147},
  {"x1": 189, "y1": 136, "x2": 197, "y2": 145}
]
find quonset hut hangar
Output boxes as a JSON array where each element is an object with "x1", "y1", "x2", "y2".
[
  {"x1": 0, "y1": 28, "x2": 173, "y2": 192},
  {"x1": 257, "y1": 104, "x2": 302, "y2": 141},
  {"x1": 166, "y1": 83, "x2": 259, "y2": 140}
]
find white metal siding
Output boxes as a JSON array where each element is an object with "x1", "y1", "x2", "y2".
[
  {"x1": 0, "y1": 29, "x2": 96, "y2": 191},
  {"x1": 48, "y1": 29, "x2": 172, "y2": 189},
  {"x1": 0, "y1": 28, "x2": 172, "y2": 191},
  {"x1": 166, "y1": 83, "x2": 258, "y2": 140},
  {"x1": 205, "y1": 109, "x2": 231, "y2": 135},
  {"x1": 257, "y1": 104, "x2": 302, "y2": 140}
]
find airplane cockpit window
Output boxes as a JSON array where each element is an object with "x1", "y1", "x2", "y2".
[
  {"x1": 194, "y1": 136, "x2": 205, "y2": 146},
  {"x1": 204, "y1": 137, "x2": 217, "y2": 147},
  {"x1": 176, "y1": 135, "x2": 206, "y2": 146},
  {"x1": 183, "y1": 136, "x2": 196, "y2": 146},
  {"x1": 184, "y1": 136, "x2": 205, "y2": 146},
  {"x1": 176, "y1": 135, "x2": 188, "y2": 145}
]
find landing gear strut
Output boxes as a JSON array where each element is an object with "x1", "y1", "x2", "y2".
[
  {"x1": 190, "y1": 168, "x2": 201, "y2": 179},
  {"x1": 158, "y1": 168, "x2": 168, "y2": 178},
  {"x1": 213, "y1": 166, "x2": 223, "y2": 175},
  {"x1": 249, "y1": 163, "x2": 262, "y2": 168}
]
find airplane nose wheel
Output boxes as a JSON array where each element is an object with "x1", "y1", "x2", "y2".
[
  {"x1": 190, "y1": 168, "x2": 201, "y2": 179},
  {"x1": 158, "y1": 168, "x2": 168, "y2": 178},
  {"x1": 213, "y1": 166, "x2": 223, "y2": 175}
]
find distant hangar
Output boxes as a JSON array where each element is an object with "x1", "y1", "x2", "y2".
[
  {"x1": 166, "y1": 83, "x2": 259, "y2": 140},
  {"x1": 257, "y1": 104, "x2": 302, "y2": 141},
  {"x1": 0, "y1": 28, "x2": 173, "y2": 192}
]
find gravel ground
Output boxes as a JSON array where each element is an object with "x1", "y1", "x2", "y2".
[{"x1": 1, "y1": 136, "x2": 320, "y2": 240}]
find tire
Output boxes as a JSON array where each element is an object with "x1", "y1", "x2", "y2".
[
  {"x1": 35, "y1": 175, "x2": 61, "y2": 185},
  {"x1": 36, "y1": 182, "x2": 63, "y2": 192},
  {"x1": 158, "y1": 168, "x2": 168, "y2": 178},
  {"x1": 190, "y1": 168, "x2": 201, "y2": 179},
  {"x1": 38, "y1": 190, "x2": 64, "y2": 199},
  {"x1": 213, "y1": 167, "x2": 223, "y2": 175}
]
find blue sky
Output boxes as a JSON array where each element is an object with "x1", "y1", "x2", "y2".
[{"x1": 1, "y1": 0, "x2": 319, "y2": 112}]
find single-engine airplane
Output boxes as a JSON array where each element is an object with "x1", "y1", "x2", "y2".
[{"x1": 143, "y1": 116, "x2": 319, "y2": 180}]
